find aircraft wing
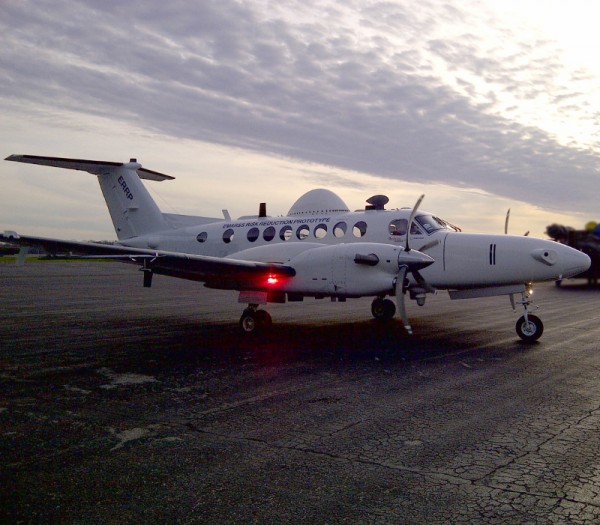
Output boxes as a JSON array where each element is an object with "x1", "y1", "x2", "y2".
[{"x1": 0, "y1": 232, "x2": 296, "y2": 288}]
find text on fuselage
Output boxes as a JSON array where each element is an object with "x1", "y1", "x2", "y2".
[{"x1": 118, "y1": 175, "x2": 134, "y2": 200}]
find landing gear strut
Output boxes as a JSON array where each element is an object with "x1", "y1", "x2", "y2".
[
  {"x1": 239, "y1": 305, "x2": 272, "y2": 334},
  {"x1": 514, "y1": 288, "x2": 543, "y2": 342}
]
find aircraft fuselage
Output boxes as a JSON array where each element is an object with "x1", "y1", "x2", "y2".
[{"x1": 120, "y1": 207, "x2": 589, "y2": 296}]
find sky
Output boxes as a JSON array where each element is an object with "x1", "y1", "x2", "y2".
[{"x1": 1, "y1": 0, "x2": 600, "y2": 240}]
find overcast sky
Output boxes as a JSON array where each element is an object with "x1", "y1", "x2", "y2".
[{"x1": 2, "y1": 0, "x2": 600, "y2": 240}]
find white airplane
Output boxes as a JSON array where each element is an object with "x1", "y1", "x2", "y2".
[{"x1": 2, "y1": 155, "x2": 591, "y2": 342}]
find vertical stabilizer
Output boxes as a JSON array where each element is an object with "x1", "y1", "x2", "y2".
[
  {"x1": 5, "y1": 155, "x2": 173, "y2": 241},
  {"x1": 97, "y1": 161, "x2": 168, "y2": 239}
]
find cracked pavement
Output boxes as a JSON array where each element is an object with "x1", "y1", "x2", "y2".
[{"x1": 1, "y1": 263, "x2": 600, "y2": 523}]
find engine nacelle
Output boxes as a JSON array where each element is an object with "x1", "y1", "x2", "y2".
[{"x1": 283, "y1": 243, "x2": 406, "y2": 297}]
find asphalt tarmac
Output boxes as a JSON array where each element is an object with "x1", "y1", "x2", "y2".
[{"x1": 1, "y1": 261, "x2": 600, "y2": 524}]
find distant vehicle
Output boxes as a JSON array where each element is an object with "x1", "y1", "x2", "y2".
[
  {"x1": 0, "y1": 242, "x2": 19, "y2": 256},
  {"x1": 546, "y1": 224, "x2": 600, "y2": 286},
  {"x1": 2, "y1": 154, "x2": 591, "y2": 342}
]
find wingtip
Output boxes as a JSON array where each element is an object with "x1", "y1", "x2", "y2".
[{"x1": 5, "y1": 154, "x2": 21, "y2": 161}]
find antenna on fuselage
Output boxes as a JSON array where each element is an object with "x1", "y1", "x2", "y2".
[
  {"x1": 365, "y1": 195, "x2": 389, "y2": 211},
  {"x1": 259, "y1": 203, "x2": 267, "y2": 218}
]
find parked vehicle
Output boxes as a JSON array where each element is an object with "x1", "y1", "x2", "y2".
[{"x1": 546, "y1": 223, "x2": 600, "y2": 286}]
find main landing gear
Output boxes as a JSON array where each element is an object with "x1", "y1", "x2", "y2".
[
  {"x1": 514, "y1": 288, "x2": 543, "y2": 342},
  {"x1": 239, "y1": 305, "x2": 272, "y2": 334},
  {"x1": 371, "y1": 297, "x2": 396, "y2": 320}
]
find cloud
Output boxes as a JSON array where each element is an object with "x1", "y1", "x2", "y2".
[{"x1": 1, "y1": 0, "x2": 599, "y2": 221}]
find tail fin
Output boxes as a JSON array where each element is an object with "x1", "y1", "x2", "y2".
[{"x1": 6, "y1": 155, "x2": 172, "y2": 240}]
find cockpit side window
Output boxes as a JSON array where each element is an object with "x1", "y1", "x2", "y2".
[
  {"x1": 415, "y1": 214, "x2": 450, "y2": 234},
  {"x1": 389, "y1": 219, "x2": 422, "y2": 236},
  {"x1": 410, "y1": 222, "x2": 422, "y2": 235}
]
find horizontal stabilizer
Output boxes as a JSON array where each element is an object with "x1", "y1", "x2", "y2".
[{"x1": 5, "y1": 154, "x2": 174, "y2": 181}]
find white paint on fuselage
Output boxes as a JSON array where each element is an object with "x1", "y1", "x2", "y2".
[
  {"x1": 119, "y1": 206, "x2": 590, "y2": 294},
  {"x1": 121, "y1": 208, "x2": 428, "y2": 258}
]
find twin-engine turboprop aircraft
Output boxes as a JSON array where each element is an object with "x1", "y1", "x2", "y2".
[{"x1": 2, "y1": 155, "x2": 591, "y2": 341}]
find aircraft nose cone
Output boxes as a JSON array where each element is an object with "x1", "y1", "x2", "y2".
[{"x1": 559, "y1": 246, "x2": 591, "y2": 278}]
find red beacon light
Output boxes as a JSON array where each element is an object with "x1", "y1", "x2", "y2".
[{"x1": 267, "y1": 274, "x2": 279, "y2": 285}]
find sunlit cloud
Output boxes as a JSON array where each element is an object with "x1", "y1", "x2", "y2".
[{"x1": 1, "y1": 0, "x2": 599, "y2": 240}]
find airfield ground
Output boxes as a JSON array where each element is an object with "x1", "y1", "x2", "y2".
[{"x1": 1, "y1": 261, "x2": 600, "y2": 524}]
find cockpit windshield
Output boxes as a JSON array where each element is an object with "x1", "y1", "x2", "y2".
[{"x1": 415, "y1": 214, "x2": 461, "y2": 234}]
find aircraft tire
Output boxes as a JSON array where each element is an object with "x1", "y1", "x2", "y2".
[
  {"x1": 516, "y1": 314, "x2": 543, "y2": 342},
  {"x1": 255, "y1": 310, "x2": 272, "y2": 330},
  {"x1": 371, "y1": 298, "x2": 396, "y2": 320},
  {"x1": 239, "y1": 309, "x2": 272, "y2": 334},
  {"x1": 239, "y1": 309, "x2": 258, "y2": 334}
]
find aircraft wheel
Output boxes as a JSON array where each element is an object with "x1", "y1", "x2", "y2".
[
  {"x1": 255, "y1": 310, "x2": 272, "y2": 330},
  {"x1": 239, "y1": 309, "x2": 272, "y2": 334},
  {"x1": 239, "y1": 309, "x2": 258, "y2": 334},
  {"x1": 371, "y1": 298, "x2": 396, "y2": 320},
  {"x1": 516, "y1": 314, "x2": 544, "y2": 342}
]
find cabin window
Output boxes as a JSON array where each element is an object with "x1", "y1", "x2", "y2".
[
  {"x1": 247, "y1": 227, "x2": 259, "y2": 242},
  {"x1": 352, "y1": 221, "x2": 367, "y2": 238},
  {"x1": 296, "y1": 224, "x2": 310, "y2": 240},
  {"x1": 196, "y1": 232, "x2": 208, "y2": 243},
  {"x1": 280, "y1": 225, "x2": 293, "y2": 241},
  {"x1": 389, "y1": 219, "x2": 407, "y2": 236},
  {"x1": 333, "y1": 221, "x2": 347, "y2": 238},
  {"x1": 314, "y1": 223, "x2": 327, "y2": 239},
  {"x1": 223, "y1": 228, "x2": 235, "y2": 243},
  {"x1": 263, "y1": 226, "x2": 275, "y2": 241}
]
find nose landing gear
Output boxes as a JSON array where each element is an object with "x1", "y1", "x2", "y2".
[
  {"x1": 516, "y1": 314, "x2": 543, "y2": 342},
  {"x1": 513, "y1": 288, "x2": 543, "y2": 342}
]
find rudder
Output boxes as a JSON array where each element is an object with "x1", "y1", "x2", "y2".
[{"x1": 97, "y1": 161, "x2": 168, "y2": 239}]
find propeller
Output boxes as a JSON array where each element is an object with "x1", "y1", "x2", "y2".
[
  {"x1": 505, "y1": 207, "x2": 530, "y2": 236},
  {"x1": 417, "y1": 239, "x2": 440, "y2": 252},
  {"x1": 395, "y1": 194, "x2": 436, "y2": 334},
  {"x1": 395, "y1": 265, "x2": 411, "y2": 334}
]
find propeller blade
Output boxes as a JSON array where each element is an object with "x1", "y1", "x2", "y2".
[
  {"x1": 417, "y1": 239, "x2": 440, "y2": 252},
  {"x1": 412, "y1": 269, "x2": 436, "y2": 294},
  {"x1": 505, "y1": 208, "x2": 510, "y2": 235},
  {"x1": 395, "y1": 265, "x2": 412, "y2": 335},
  {"x1": 405, "y1": 194, "x2": 425, "y2": 252}
]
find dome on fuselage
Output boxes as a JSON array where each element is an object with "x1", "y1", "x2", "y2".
[{"x1": 288, "y1": 189, "x2": 350, "y2": 216}]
